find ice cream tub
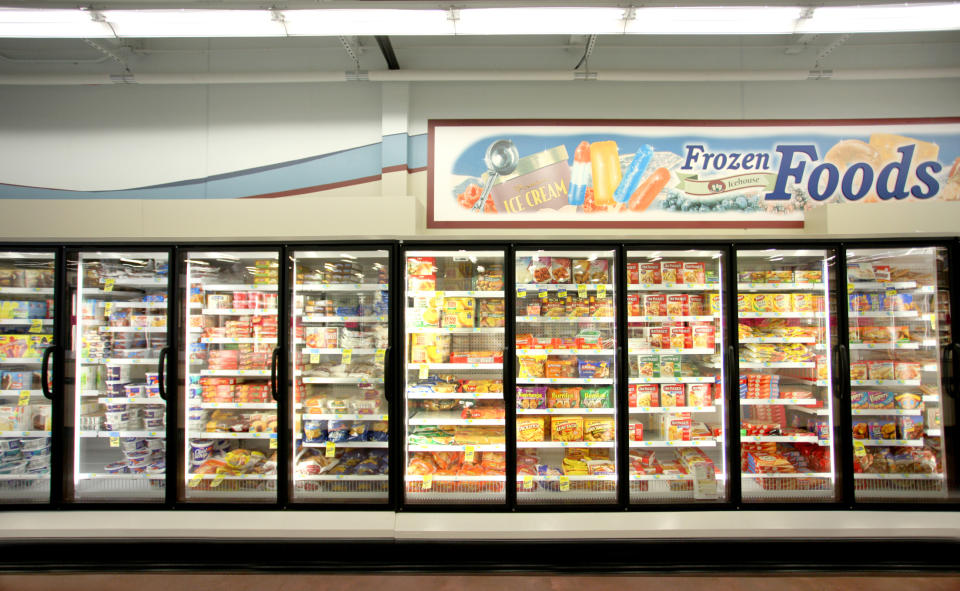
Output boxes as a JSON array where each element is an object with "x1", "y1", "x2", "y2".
[
  {"x1": 121, "y1": 437, "x2": 146, "y2": 451},
  {"x1": 487, "y1": 145, "x2": 572, "y2": 214},
  {"x1": 125, "y1": 449, "x2": 152, "y2": 467},
  {"x1": 105, "y1": 365, "x2": 130, "y2": 382},
  {"x1": 105, "y1": 381, "x2": 128, "y2": 397},
  {"x1": 19, "y1": 438, "x2": 48, "y2": 451},
  {"x1": 105, "y1": 411, "x2": 131, "y2": 424},
  {"x1": 20, "y1": 446, "x2": 49, "y2": 459},
  {"x1": 145, "y1": 385, "x2": 161, "y2": 398},
  {"x1": 190, "y1": 439, "x2": 214, "y2": 465},
  {"x1": 124, "y1": 385, "x2": 145, "y2": 398},
  {"x1": 144, "y1": 373, "x2": 159, "y2": 386},
  {"x1": 146, "y1": 461, "x2": 165, "y2": 475},
  {"x1": 0, "y1": 460, "x2": 27, "y2": 474},
  {"x1": 141, "y1": 407, "x2": 165, "y2": 420},
  {"x1": 128, "y1": 464, "x2": 147, "y2": 474},
  {"x1": 2, "y1": 449, "x2": 22, "y2": 461},
  {"x1": 0, "y1": 439, "x2": 21, "y2": 451},
  {"x1": 143, "y1": 418, "x2": 164, "y2": 429},
  {"x1": 105, "y1": 403, "x2": 128, "y2": 412},
  {"x1": 146, "y1": 439, "x2": 164, "y2": 451}
]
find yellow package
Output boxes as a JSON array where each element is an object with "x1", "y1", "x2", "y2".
[
  {"x1": 769, "y1": 293, "x2": 791, "y2": 313},
  {"x1": 752, "y1": 294, "x2": 772, "y2": 313},
  {"x1": 562, "y1": 456, "x2": 589, "y2": 475},
  {"x1": 441, "y1": 310, "x2": 475, "y2": 328},
  {"x1": 792, "y1": 293, "x2": 815, "y2": 312},
  {"x1": 583, "y1": 418, "x2": 614, "y2": 442},
  {"x1": 709, "y1": 293, "x2": 721, "y2": 315},
  {"x1": 551, "y1": 416, "x2": 583, "y2": 442},
  {"x1": 443, "y1": 297, "x2": 476, "y2": 313},
  {"x1": 517, "y1": 417, "x2": 545, "y2": 442}
]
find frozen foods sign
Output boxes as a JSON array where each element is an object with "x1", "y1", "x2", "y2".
[{"x1": 427, "y1": 118, "x2": 960, "y2": 229}]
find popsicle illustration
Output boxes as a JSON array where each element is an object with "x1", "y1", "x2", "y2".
[
  {"x1": 627, "y1": 167, "x2": 671, "y2": 211},
  {"x1": 613, "y1": 144, "x2": 654, "y2": 204},
  {"x1": 590, "y1": 140, "x2": 621, "y2": 207},
  {"x1": 567, "y1": 141, "x2": 591, "y2": 206}
]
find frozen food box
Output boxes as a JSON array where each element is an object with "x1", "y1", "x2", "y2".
[
  {"x1": 649, "y1": 327, "x2": 670, "y2": 349},
  {"x1": 583, "y1": 417, "x2": 614, "y2": 442},
  {"x1": 687, "y1": 294, "x2": 705, "y2": 316},
  {"x1": 516, "y1": 386, "x2": 547, "y2": 410},
  {"x1": 867, "y1": 391, "x2": 895, "y2": 409},
  {"x1": 686, "y1": 383, "x2": 712, "y2": 407},
  {"x1": 850, "y1": 390, "x2": 869, "y2": 409},
  {"x1": 660, "y1": 354, "x2": 682, "y2": 378},
  {"x1": 682, "y1": 262, "x2": 705, "y2": 285},
  {"x1": 850, "y1": 361, "x2": 869, "y2": 380},
  {"x1": 637, "y1": 355, "x2": 659, "y2": 378},
  {"x1": 644, "y1": 294, "x2": 666, "y2": 317},
  {"x1": 766, "y1": 270, "x2": 794, "y2": 284},
  {"x1": 666, "y1": 294, "x2": 688, "y2": 316},
  {"x1": 517, "y1": 417, "x2": 545, "y2": 442},
  {"x1": 632, "y1": 384, "x2": 659, "y2": 407},
  {"x1": 692, "y1": 324, "x2": 715, "y2": 349},
  {"x1": 867, "y1": 360, "x2": 895, "y2": 381},
  {"x1": 661, "y1": 262, "x2": 683, "y2": 285},
  {"x1": 660, "y1": 384, "x2": 685, "y2": 407},
  {"x1": 639, "y1": 262, "x2": 661, "y2": 284},
  {"x1": 669, "y1": 325, "x2": 692, "y2": 349},
  {"x1": 551, "y1": 416, "x2": 583, "y2": 442},
  {"x1": 550, "y1": 258, "x2": 572, "y2": 284},
  {"x1": 626, "y1": 262, "x2": 639, "y2": 285}
]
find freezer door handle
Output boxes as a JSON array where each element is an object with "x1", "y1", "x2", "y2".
[
  {"x1": 382, "y1": 346, "x2": 392, "y2": 403},
  {"x1": 270, "y1": 347, "x2": 280, "y2": 402},
  {"x1": 837, "y1": 344, "x2": 849, "y2": 402},
  {"x1": 157, "y1": 346, "x2": 170, "y2": 401},
  {"x1": 40, "y1": 345, "x2": 55, "y2": 401},
  {"x1": 943, "y1": 343, "x2": 956, "y2": 399}
]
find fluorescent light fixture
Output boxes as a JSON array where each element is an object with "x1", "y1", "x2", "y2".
[
  {"x1": 283, "y1": 9, "x2": 452, "y2": 36},
  {"x1": 0, "y1": 8, "x2": 112, "y2": 38},
  {"x1": 796, "y1": 3, "x2": 960, "y2": 34},
  {"x1": 626, "y1": 7, "x2": 804, "y2": 35},
  {"x1": 102, "y1": 9, "x2": 285, "y2": 38},
  {"x1": 455, "y1": 7, "x2": 627, "y2": 35}
]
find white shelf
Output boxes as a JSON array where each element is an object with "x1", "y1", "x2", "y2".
[
  {"x1": 102, "y1": 277, "x2": 167, "y2": 287},
  {"x1": 738, "y1": 282, "x2": 826, "y2": 291},
  {"x1": 187, "y1": 473, "x2": 274, "y2": 481},
  {"x1": 517, "y1": 474, "x2": 618, "y2": 482},
  {"x1": 923, "y1": 394, "x2": 941, "y2": 403},
  {"x1": 631, "y1": 348, "x2": 715, "y2": 355},
  {"x1": 0, "y1": 473, "x2": 49, "y2": 481},
  {"x1": 201, "y1": 308, "x2": 277, "y2": 316},
  {"x1": 0, "y1": 358, "x2": 42, "y2": 365},
  {"x1": 630, "y1": 439, "x2": 717, "y2": 448},
  {"x1": 849, "y1": 343, "x2": 924, "y2": 350},
  {"x1": 926, "y1": 428, "x2": 942, "y2": 437},
  {"x1": 199, "y1": 369, "x2": 271, "y2": 377},
  {"x1": 300, "y1": 376, "x2": 383, "y2": 384},
  {"x1": 192, "y1": 432, "x2": 276, "y2": 440},
  {"x1": 202, "y1": 284, "x2": 277, "y2": 292},
  {"x1": 77, "y1": 473, "x2": 164, "y2": 481},
  {"x1": 0, "y1": 389, "x2": 42, "y2": 397},
  {"x1": 107, "y1": 302, "x2": 168, "y2": 310},
  {"x1": 80, "y1": 430, "x2": 164, "y2": 438},
  {"x1": 415, "y1": 290, "x2": 504, "y2": 297},
  {"x1": 301, "y1": 348, "x2": 378, "y2": 355},
  {"x1": 629, "y1": 315, "x2": 719, "y2": 323},
  {"x1": 298, "y1": 283, "x2": 387, "y2": 292},
  {"x1": 741, "y1": 435, "x2": 822, "y2": 444},
  {"x1": 789, "y1": 405, "x2": 831, "y2": 416},
  {"x1": 517, "y1": 408, "x2": 615, "y2": 415},
  {"x1": 408, "y1": 411, "x2": 503, "y2": 426},
  {"x1": 859, "y1": 439, "x2": 923, "y2": 447},
  {"x1": 407, "y1": 444, "x2": 504, "y2": 452},
  {"x1": 200, "y1": 402, "x2": 276, "y2": 410},
  {"x1": 302, "y1": 315, "x2": 387, "y2": 323},
  {"x1": 0, "y1": 430, "x2": 49, "y2": 437},
  {"x1": 302, "y1": 413, "x2": 388, "y2": 421},
  {"x1": 848, "y1": 281, "x2": 928, "y2": 291},
  {"x1": 298, "y1": 474, "x2": 389, "y2": 482},
  {"x1": 739, "y1": 362, "x2": 815, "y2": 368},
  {"x1": 629, "y1": 376, "x2": 716, "y2": 384},
  {"x1": 0, "y1": 287, "x2": 53, "y2": 295},
  {"x1": 0, "y1": 319, "x2": 52, "y2": 326},
  {"x1": 407, "y1": 363, "x2": 501, "y2": 371},
  {"x1": 406, "y1": 327, "x2": 504, "y2": 334},
  {"x1": 98, "y1": 397, "x2": 165, "y2": 405},
  {"x1": 628, "y1": 284, "x2": 717, "y2": 291},
  {"x1": 853, "y1": 473, "x2": 944, "y2": 480},
  {"x1": 739, "y1": 337, "x2": 816, "y2": 344},
  {"x1": 742, "y1": 472, "x2": 832, "y2": 479},
  {"x1": 406, "y1": 391, "x2": 502, "y2": 400},
  {"x1": 516, "y1": 316, "x2": 615, "y2": 323},
  {"x1": 201, "y1": 337, "x2": 277, "y2": 344},
  {"x1": 851, "y1": 379, "x2": 921, "y2": 386},
  {"x1": 301, "y1": 441, "x2": 388, "y2": 448},
  {"x1": 516, "y1": 441, "x2": 614, "y2": 448},
  {"x1": 515, "y1": 377, "x2": 613, "y2": 385},
  {"x1": 407, "y1": 475, "x2": 503, "y2": 483},
  {"x1": 516, "y1": 349, "x2": 613, "y2": 356},
  {"x1": 630, "y1": 406, "x2": 717, "y2": 414},
  {"x1": 852, "y1": 408, "x2": 922, "y2": 416},
  {"x1": 740, "y1": 399, "x2": 820, "y2": 406},
  {"x1": 848, "y1": 310, "x2": 920, "y2": 319},
  {"x1": 738, "y1": 312, "x2": 826, "y2": 319},
  {"x1": 98, "y1": 326, "x2": 166, "y2": 333},
  {"x1": 82, "y1": 358, "x2": 159, "y2": 365}
]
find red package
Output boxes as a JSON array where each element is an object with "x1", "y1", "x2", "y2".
[
  {"x1": 649, "y1": 327, "x2": 670, "y2": 349},
  {"x1": 639, "y1": 262, "x2": 662, "y2": 284},
  {"x1": 627, "y1": 294, "x2": 641, "y2": 316},
  {"x1": 669, "y1": 325, "x2": 692, "y2": 349},
  {"x1": 687, "y1": 294, "x2": 705, "y2": 316},
  {"x1": 626, "y1": 262, "x2": 639, "y2": 284},
  {"x1": 666, "y1": 294, "x2": 689, "y2": 316},
  {"x1": 644, "y1": 294, "x2": 666, "y2": 317},
  {"x1": 662, "y1": 261, "x2": 683, "y2": 285}
]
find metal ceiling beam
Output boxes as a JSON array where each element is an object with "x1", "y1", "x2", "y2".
[{"x1": 375, "y1": 35, "x2": 400, "y2": 70}]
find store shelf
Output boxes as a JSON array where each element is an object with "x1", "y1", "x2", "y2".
[
  {"x1": 298, "y1": 474, "x2": 389, "y2": 482},
  {"x1": 301, "y1": 441, "x2": 388, "y2": 448},
  {"x1": 408, "y1": 411, "x2": 503, "y2": 426},
  {"x1": 77, "y1": 473, "x2": 164, "y2": 481},
  {"x1": 415, "y1": 290, "x2": 504, "y2": 298},
  {"x1": 298, "y1": 283, "x2": 388, "y2": 292},
  {"x1": 407, "y1": 475, "x2": 503, "y2": 483},
  {"x1": 739, "y1": 362, "x2": 815, "y2": 369},
  {"x1": 851, "y1": 379, "x2": 921, "y2": 387},
  {"x1": 187, "y1": 473, "x2": 274, "y2": 481},
  {"x1": 517, "y1": 408, "x2": 615, "y2": 415},
  {"x1": 98, "y1": 326, "x2": 166, "y2": 333},
  {"x1": 516, "y1": 441, "x2": 615, "y2": 449},
  {"x1": 0, "y1": 430, "x2": 49, "y2": 437},
  {"x1": 849, "y1": 281, "x2": 934, "y2": 292},
  {"x1": 302, "y1": 413, "x2": 388, "y2": 421},
  {"x1": 926, "y1": 428, "x2": 942, "y2": 437},
  {"x1": 923, "y1": 395, "x2": 941, "y2": 404},
  {"x1": 859, "y1": 439, "x2": 923, "y2": 447},
  {"x1": 629, "y1": 439, "x2": 717, "y2": 448},
  {"x1": 516, "y1": 316, "x2": 615, "y2": 324},
  {"x1": 301, "y1": 348, "x2": 378, "y2": 355},
  {"x1": 630, "y1": 406, "x2": 717, "y2": 414},
  {"x1": 629, "y1": 315, "x2": 719, "y2": 323},
  {"x1": 848, "y1": 310, "x2": 920, "y2": 319},
  {"x1": 629, "y1": 376, "x2": 716, "y2": 384},
  {"x1": 199, "y1": 402, "x2": 276, "y2": 410},
  {"x1": 81, "y1": 358, "x2": 159, "y2": 365},
  {"x1": 0, "y1": 358, "x2": 42, "y2": 365},
  {"x1": 201, "y1": 337, "x2": 277, "y2": 344},
  {"x1": 406, "y1": 327, "x2": 504, "y2": 335},
  {"x1": 300, "y1": 377, "x2": 383, "y2": 384},
  {"x1": 742, "y1": 472, "x2": 833, "y2": 479},
  {"x1": 0, "y1": 474, "x2": 49, "y2": 481},
  {"x1": 515, "y1": 377, "x2": 613, "y2": 385},
  {"x1": 301, "y1": 315, "x2": 387, "y2": 323},
  {"x1": 202, "y1": 284, "x2": 277, "y2": 292},
  {"x1": 200, "y1": 369, "x2": 271, "y2": 377},
  {"x1": 738, "y1": 312, "x2": 826, "y2": 319},
  {"x1": 849, "y1": 342, "x2": 926, "y2": 350},
  {"x1": 107, "y1": 302, "x2": 168, "y2": 310},
  {"x1": 516, "y1": 349, "x2": 614, "y2": 356},
  {"x1": 0, "y1": 389, "x2": 42, "y2": 398},
  {"x1": 853, "y1": 473, "x2": 944, "y2": 480},
  {"x1": 789, "y1": 405, "x2": 831, "y2": 416},
  {"x1": 740, "y1": 398, "x2": 820, "y2": 406},
  {"x1": 98, "y1": 397, "x2": 164, "y2": 405},
  {"x1": 201, "y1": 308, "x2": 277, "y2": 316},
  {"x1": 0, "y1": 319, "x2": 53, "y2": 326},
  {"x1": 407, "y1": 363, "x2": 501, "y2": 371},
  {"x1": 631, "y1": 348, "x2": 715, "y2": 355},
  {"x1": 741, "y1": 435, "x2": 822, "y2": 444},
  {"x1": 738, "y1": 282, "x2": 826, "y2": 291},
  {"x1": 192, "y1": 432, "x2": 276, "y2": 440},
  {"x1": 852, "y1": 408, "x2": 923, "y2": 416},
  {"x1": 79, "y1": 430, "x2": 164, "y2": 438},
  {"x1": 406, "y1": 391, "x2": 503, "y2": 400},
  {"x1": 102, "y1": 277, "x2": 167, "y2": 287},
  {"x1": 0, "y1": 287, "x2": 53, "y2": 295},
  {"x1": 739, "y1": 337, "x2": 817, "y2": 344},
  {"x1": 407, "y1": 444, "x2": 504, "y2": 452},
  {"x1": 517, "y1": 474, "x2": 617, "y2": 482},
  {"x1": 628, "y1": 283, "x2": 717, "y2": 291}
]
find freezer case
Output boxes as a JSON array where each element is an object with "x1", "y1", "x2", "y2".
[
  {"x1": 67, "y1": 251, "x2": 170, "y2": 502},
  {"x1": 736, "y1": 248, "x2": 841, "y2": 503},
  {"x1": 846, "y1": 246, "x2": 950, "y2": 501},
  {"x1": 514, "y1": 249, "x2": 619, "y2": 505},
  {"x1": 403, "y1": 249, "x2": 506, "y2": 505},
  {"x1": 181, "y1": 250, "x2": 279, "y2": 502},
  {"x1": 290, "y1": 249, "x2": 390, "y2": 503},
  {"x1": 0, "y1": 250, "x2": 55, "y2": 503},
  {"x1": 625, "y1": 249, "x2": 727, "y2": 503}
]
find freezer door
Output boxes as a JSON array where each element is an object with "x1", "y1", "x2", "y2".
[
  {"x1": 846, "y1": 246, "x2": 951, "y2": 502},
  {"x1": 67, "y1": 251, "x2": 170, "y2": 503},
  {"x1": 736, "y1": 248, "x2": 842, "y2": 503},
  {"x1": 289, "y1": 249, "x2": 390, "y2": 503},
  {"x1": 0, "y1": 250, "x2": 56, "y2": 504},
  {"x1": 403, "y1": 249, "x2": 506, "y2": 505},
  {"x1": 625, "y1": 249, "x2": 728, "y2": 504},
  {"x1": 181, "y1": 250, "x2": 280, "y2": 503}
]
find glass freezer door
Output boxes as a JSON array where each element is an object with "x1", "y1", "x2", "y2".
[
  {"x1": 846, "y1": 246, "x2": 950, "y2": 502},
  {"x1": 182, "y1": 250, "x2": 279, "y2": 503},
  {"x1": 290, "y1": 249, "x2": 390, "y2": 503},
  {"x1": 515, "y1": 249, "x2": 618, "y2": 505},
  {"x1": 403, "y1": 250, "x2": 506, "y2": 505},
  {"x1": 69, "y1": 251, "x2": 170, "y2": 502},
  {"x1": 736, "y1": 248, "x2": 841, "y2": 503},
  {"x1": 625, "y1": 249, "x2": 727, "y2": 504},
  {"x1": 0, "y1": 251, "x2": 55, "y2": 504}
]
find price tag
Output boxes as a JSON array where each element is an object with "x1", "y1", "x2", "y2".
[
  {"x1": 422, "y1": 473, "x2": 433, "y2": 490},
  {"x1": 309, "y1": 353, "x2": 320, "y2": 364},
  {"x1": 269, "y1": 437, "x2": 277, "y2": 449},
  {"x1": 847, "y1": 283, "x2": 855, "y2": 293},
  {"x1": 103, "y1": 302, "x2": 113, "y2": 317},
  {"x1": 419, "y1": 364, "x2": 429, "y2": 379},
  {"x1": 516, "y1": 287, "x2": 527, "y2": 298},
  {"x1": 854, "y1": 440, "x2": 867, "y2": 457},
  {"x1": 325, "y1": 441, "x2": 336, "y2": 457},
  {"x1": 188, "y1": 474, "x2": 203, "y2": 488},
  {"x1": 523, "y1": 475, "x2": 534, "y2": 490},
  {"x1": 17, "y1": 390, "x2": 30, "y2": 406},
  {"x1": 886, "y1": 289, "x2": 897, "y2": 299},
  {"x1": 597, "y1": 284, "x2": 607, "y2": 299},
  {"x1": 28, "y1": 319, "x2": 43, "y2": 333},
  {"x1": 342, "y1": 349, "x2": 353, "y2": 365},
  {"x1": 740, "y1": 428, "x2": 747, "y2": 437},
  {"x1": 464, "y1": 445, "x2": 475, "y2": 463},
  {"x1": 557, "y1": 290, "x2": 567, "y2": 300},
  {"x1": 577, "y1": 284, "x2": 588, "y2": 298},
  {"x1": 538, "y1": 289, "x2": 548, "y2": 300},
  {"x1": 559, "y1": 476, "x2": 570, "y2": 492},
  {"x1": 375, "y1": 349, "x2": 386, "y2": 364},
  {"x1": 211, "y1": 472, "x2": 226, "y2": 488},
  {"x1": 103, "y1": 278, "x2": 115, "y2": 293},
  {"x1": 109, "y1": 436, "x2": 119, "y2": 448}
]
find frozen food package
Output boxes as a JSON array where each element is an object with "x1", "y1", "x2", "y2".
[
  {"x1": 517, "y1": 417, "x2": 545, "y2": 442},
  {"x1": 551, "y1": 416, "x2": 584, "y2": 442},
  {"x1": 682, "y1": 262, "x2": 705, "y2": 284},
  {"x1": 639, "y1": 262, "x2": 661, "y2": 284},
  {"x1": 547, "y1": 387, "x2": 581, "y2": 409},
  {"x1": 528, "y1": 257, "x2": 552, "y2": 284},
  {"x1": 550, "y1": 258, "x2": 572, "y2": 284},
  {"x1": 516, "y1": 386, "x2": 547, "y2": 410},
  {"x1": 572, "y1": 260, "x2": 591, "y2": 284},
  {"x1": 515, "y1": 256, "x2": 534, "y2": 284},
  {"x1": 583, "y1": 418, "x2": 614, "y2": 442},
  {"x1": 661, "y1": 261, "x2": 683, "y2": 285}
]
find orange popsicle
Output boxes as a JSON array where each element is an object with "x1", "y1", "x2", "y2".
[{"x1": 590, "y1": 141, "x2": 621, "y2": 208}]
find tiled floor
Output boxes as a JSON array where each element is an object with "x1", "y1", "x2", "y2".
[{"x1": 1, "y1": 574, "x2": 959, "y2": 591}]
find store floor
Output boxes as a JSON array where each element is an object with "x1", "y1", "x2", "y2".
[{"x1": 1, "y1": 574, "x2": 959, "y2": 591}]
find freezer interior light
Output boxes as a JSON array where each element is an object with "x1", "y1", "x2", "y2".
[{"x1": 102, "y1": 9, "x2": 285, "y2": 38}]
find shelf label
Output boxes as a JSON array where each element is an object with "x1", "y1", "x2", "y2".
[
  {"x1": 577, "y1": 284, "x2": 588, "y2": 298},
  {"x1": 342, "y1": 349, "x2": 353, "y2": 365},
  {"x1": 516, "y1": 287, "x2": 526, "y2": 298},
  {"x1": 309, "y1": 354, "x2": 320, "y2": 365},
  {"x1": 559, "y1": 476, "x2": 570, "y2": 492},
  {"x1": 375, "y1": 349, "x2": 386, "y2": 364},
  {"x1": 597, "y1": 285, "x2": 607, "y2": 299},
  {"x1": 854, "y1": 440, "x2": 866, "y2": 457},
  {"x1": 523, "y1": 475, "x2": 534, "y2": 490},
  {"x1": 103, "y1": 302, "x2": 113, "y2": 317},
  {"x1": 886, "y1": 288, "x2": 897, "y2": 299},
  {"x1": 269, "y1": 437, "x2": 278, "y2": 450},
  {"x1": 419, "y1": 364, "x2": 429, "y2": 379},
  {"x1": 464, "y1": 445, "x2": 476, "y2": 463},
  {"x1": 557, "y1": 290, "x2": 567, "y2": 300},
  {"x1": 847, "y1": 283, "x2": 854, "y2": 293},
  {"x1": 28, "y1": 319, "x2": 43, "y2": 333},
  {"x1": 188, "y1": 474, "x2": 203, "y2": 488},
  {"x1": 109, "y1": 436, "x2": 120, "y2": 447},
  {"x1": 17, "y1": 391, "x2": 30, "y2": 407},
  {"x1": 325, "y1": 441, "x2": 336, "y2": 458},
  {"x1": 103, "y1": 278, "x2": 115, "y2": 293},
  {"x1": 211, "y1": 472, "x2": 226, "y2": 488},
  {"x1": 422, "y1": 473, "x2": 433, "y2": 490},
  {"x1": 538, "y1": 289, "x2": 548, "y2": 300}
]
